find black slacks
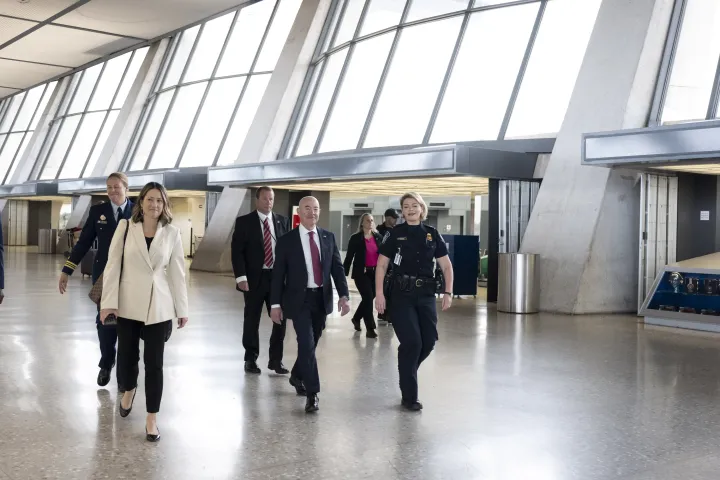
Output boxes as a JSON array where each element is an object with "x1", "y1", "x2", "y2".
[
  {"x1": 96, "y1": 308, "x2": 118, "y2": 371},
  {"x1": 290, "y1": 290, "x2": 326, "y2": 395},
  {"x1": 243, "y1": 270, "x2": 287, "y2": 364},
  {"x1": 117, "y1": 318, "x2": 171, "y2": 414},
  {"x1": 351, "y1": 269, "x2": 377, "y2": 330},
  {"x1": 390, "y1": 292, "x2": 438, "y2": 402}
]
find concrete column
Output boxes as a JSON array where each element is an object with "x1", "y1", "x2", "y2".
[
  {"x1": 237, "y1": 0, "x2": 332, "y2": 163},
  {"x1": 191, "y1": 0, "x2": 331, "y2": 272},
  {"x1": 519, "y1": 0, "x2": 674, "y2": 313}
]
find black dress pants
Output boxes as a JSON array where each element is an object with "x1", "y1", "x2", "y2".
[
  {"x1": 351, "y1": 269, "x2": 377, "y2": 330},
  {"x1": 243, "y1": 270, "x2": 287, "y2": 364},
  {"x1": 390, "y1": 292, "x2": 438, "y2": 402},
  {"x1": 117, "y1": 318, "x2": 171, "y2": 414},
  {"x1": 96, "y1": 306, "x2": 118, "y2": 371},
  {"x1": 290, "y1": 290, "x2": 326, "y2": 394}
]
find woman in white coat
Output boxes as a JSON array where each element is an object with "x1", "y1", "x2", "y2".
[{"x1": 101, "y1": 182, "x2": 189, "y2": 442}]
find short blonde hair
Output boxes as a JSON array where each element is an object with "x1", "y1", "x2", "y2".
[
  {"x1": 107, "y1": 172, "x2": 129, "y2": 189},
  {"x1": 400, "y1": 192, "x2": 428, "y2": 221}
]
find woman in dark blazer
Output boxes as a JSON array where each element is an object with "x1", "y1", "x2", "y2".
[{"x1": 343, "y1": 213, "x2": 382, "y2": 338}]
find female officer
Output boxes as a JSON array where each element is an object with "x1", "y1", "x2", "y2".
[{"x1": 375, "y1": 192, "x2": 454, "y2": 411}]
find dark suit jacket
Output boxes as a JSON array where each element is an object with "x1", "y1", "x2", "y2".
[
  {"x1": 343, "y1": 231, "x2": 382, "y2": 279},
  {"x1": 270, "y1": 227, "x2": 349, "y2": 319},
  {"x1": 231, "y1": 211, "x2": 290, "y2": 290},
  {"x1": 0, "y1": 220, "x2": 4, "y2": 290},
  {"x1": 62, "y1": 200, "x2": 134, "y2": 283}
]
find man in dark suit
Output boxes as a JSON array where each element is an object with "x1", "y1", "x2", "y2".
[
  {"x1": 271, "y1": 196, "x2": 350, "y2": 413},
  {"x1": 231, "y1": 186, "x2": 290, "y2": 375},
  {"x1": 0, "y1": 220, "x2": 4, "y2": 305},
  {"x1": 58, "y1": 172, "x2": 133, "y2": 388}
]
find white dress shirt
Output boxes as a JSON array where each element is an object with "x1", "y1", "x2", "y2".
[
  {"x1": 236, "y1": 210, "x2": 277, "y2": 283},
  {"x1": 111, "y1": 199, "x2": 128, "y2": 223},
  {"x1": 299, "y1": 224, "x2": 322, "y2": 288}
]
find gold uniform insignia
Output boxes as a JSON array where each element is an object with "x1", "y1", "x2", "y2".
[
  {"x1": 99, "y1": 215, "x2": 106, "y2": 221},
  {"x1": 426, "y1": 233, "x2": 432, "y2": 241}
]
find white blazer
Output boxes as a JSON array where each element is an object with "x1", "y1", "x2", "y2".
[{"x1": 102, "y1": 219, "x2": 189, "y2": 325}]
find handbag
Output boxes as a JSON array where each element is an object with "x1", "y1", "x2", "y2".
[{"x1": 89, "y1": 220, "x2": 129, "y2": 306}]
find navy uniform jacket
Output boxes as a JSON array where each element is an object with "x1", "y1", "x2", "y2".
[
  {"x1": 378, "y1": 222, "x2": 448, "y2": 278},
  {"x1": 62, "y1": 201, "x2": 134, "y2": 283}
]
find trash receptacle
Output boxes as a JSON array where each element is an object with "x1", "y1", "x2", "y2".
[
  {"x1": 498, "y1": 253, "x2": 539, "y2": 314},
  {"x1": 38, "y1": 229, "x2": 58, "y2": 254}
]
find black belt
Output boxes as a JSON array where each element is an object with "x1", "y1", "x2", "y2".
[
  {"x1": 364, "y1": 266, "x2": 376, "y2": 273},
  {"x1": 306, "y1": 287, "x2": 323, "y2": 292},
  {"x1": 393, "y1": 275, "x2": 436, "y2": 293}
]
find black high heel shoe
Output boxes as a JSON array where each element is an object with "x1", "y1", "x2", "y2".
[
  {"x1": 146, "y1": 426, "x2": 161, "y2": 442},
  {"x1": 119, "y1": 388, "x2": 136, "y2": 418}
]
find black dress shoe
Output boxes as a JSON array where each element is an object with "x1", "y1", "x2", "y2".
[
  {"x1": 366, "y1": 330, "x2": 378, "y2": 339},
  {"x1": 97, "y1": 368, "x2": 111, "y2": 387},
  {"x1": 305, "y1": 394, "x2": 319, "y2": 413},
  {"x1": 289, "y1": 376, "x2": 306, "y2": 396},
  {"x1": 244, "y1": 361, "x2": 261, "y2": 374},
  {"x1": 268, "y1": 363, "x2": 290, "y2": 375},
  {"x1": 401, "y1": 399, "x2": 423, "y2": 411},
  {"x1": 352, "y1": 318, "x2": 362, "y2": 331},
  {"x1": 146, "y1": 426, "x2": 161, "y2": 443},
  {"x1": 119, "y1": 389, "x2": 136, "y2": 418}
]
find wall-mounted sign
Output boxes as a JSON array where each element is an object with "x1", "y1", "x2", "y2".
[{"x1": 701, "y1": 211, "x2": 710, "y2": 221}]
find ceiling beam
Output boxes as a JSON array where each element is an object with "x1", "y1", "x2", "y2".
[
  {"x1": 0, "y1": 13, "x2": 147, "y2": 41},
  {"x1": 0, "y1": 56, "x2": 73, "y2": 69},
  {"x1": 0, "y1": 0, "x2": 94, "y2": 51}
]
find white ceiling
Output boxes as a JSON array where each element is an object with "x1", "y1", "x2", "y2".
[{"x1": 0, "y1": 0, "x2": 254, "y2": 99}]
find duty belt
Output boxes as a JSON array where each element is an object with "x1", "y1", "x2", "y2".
[{"x1": 394, "y1": 274, "x2": 436, "y2": 294}]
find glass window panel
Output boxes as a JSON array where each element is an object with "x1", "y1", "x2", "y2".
[
  {"x1": 320, "y1": 32, "x2": 394, "y2": 152},
  {"x1": 217, "y1": 74, "x2": 271, "y2": 166},
  {"x1": 59, "y1": 112, "x2": 105, "y2": 179},
  {"x1": 285, "y1": 60, "x2": 324, "y2": 156},
  {"x1": 662, "y1": 0, "x2": 720, "y2": 124},
  {"x1": 130, "y1": 91, "x2": 173, "y2": 170},
  {"x1": 30, "y1": 82, "x2": 57, "y2": 130},
  {"x1": 184, "y1": 13, "x2": 234, "y2": 82},
  {"x1": 406, "y1": 0, "x2": 469, "y2": 22},
  {"x1": 506, "y1": 0, "x2": 602, "y2": 138},
  {"x1": 162, "y1": 25, "x2": 201, "y2": 88},
  {"x1": 180, "y1": 77, "x2": 246, "y2": 167},
  {"x1": 431, "y1": 4, "x2": 539, "y2": 143},
  {"x1": 255, "y1": 0, "x2": 303, "y2": 72},
  {"x1": 57, "y1": 74, "x2": 81, "y2": 117},
  {"x1": 365, "y1": 17, "x2": 462, "y2": 147},
  {"x1": 294, "y1": 48, "x2": 348, "y2": 156},
  {"x1": 84, "y1": 111, "x2": 119, "y2": 178},
  {"x1": 0, "y1": 93, "x2": 25, "y2": 133},
  {"x1": 69, "y1": 63, "x2": 103, "y2": 114},
  {"x1": 0, "y1": 133, "x2": 23, "y2": 182},
  {"x1": 113, "y1": 48, "x2": 148, "y2": 109},
  {"x1": 148, "y1": 83, "x2": 206, "y2": 169},
  {"x1": 332, "y1": 0, "x2": 366, "y2": 47},
  {"x1": 40, "y1": 116, "x2": 81, "y2": 180},
  {"x1": 217, "y1": 1, "x2": 275, "y2": 76},
  {"x1": 321, "y1": 0, "x2": 346, "y2": 54},
  {"x1": 12, "y1": 85, "x2": 44, "y2": 131},
  {"x1": 359, "y1": 0, "x2": 406, "y2": 37},
  {"x1": 4, "y1": 133, "x2": 31, "y2": 184},
  {"x1": 89, "y1": 52, "x2": 131, "y2": 111}
]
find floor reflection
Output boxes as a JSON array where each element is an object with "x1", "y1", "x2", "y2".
[{"x1": 3, "y1": 249, "x2": 720, "y2": 478}]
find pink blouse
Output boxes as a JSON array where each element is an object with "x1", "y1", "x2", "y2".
[{"x1": 365, "y1": 237, "x2": 379, "y2": 267}]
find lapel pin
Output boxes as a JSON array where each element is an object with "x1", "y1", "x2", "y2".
[{"x1": 100, "y1": 215, "x2": 106, "y2": 221}]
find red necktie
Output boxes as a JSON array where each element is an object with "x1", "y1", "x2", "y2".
[
  {"x1": 308, "y1": 231, "x2": 322, "y2": 286},
  {"x1": 263, "y1": 218, "x2": 273, "y2": 267}
]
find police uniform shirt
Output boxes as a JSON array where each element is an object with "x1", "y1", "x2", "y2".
[{"x1": 379, "y1": 222, "x2": 448, "y2": 277}]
